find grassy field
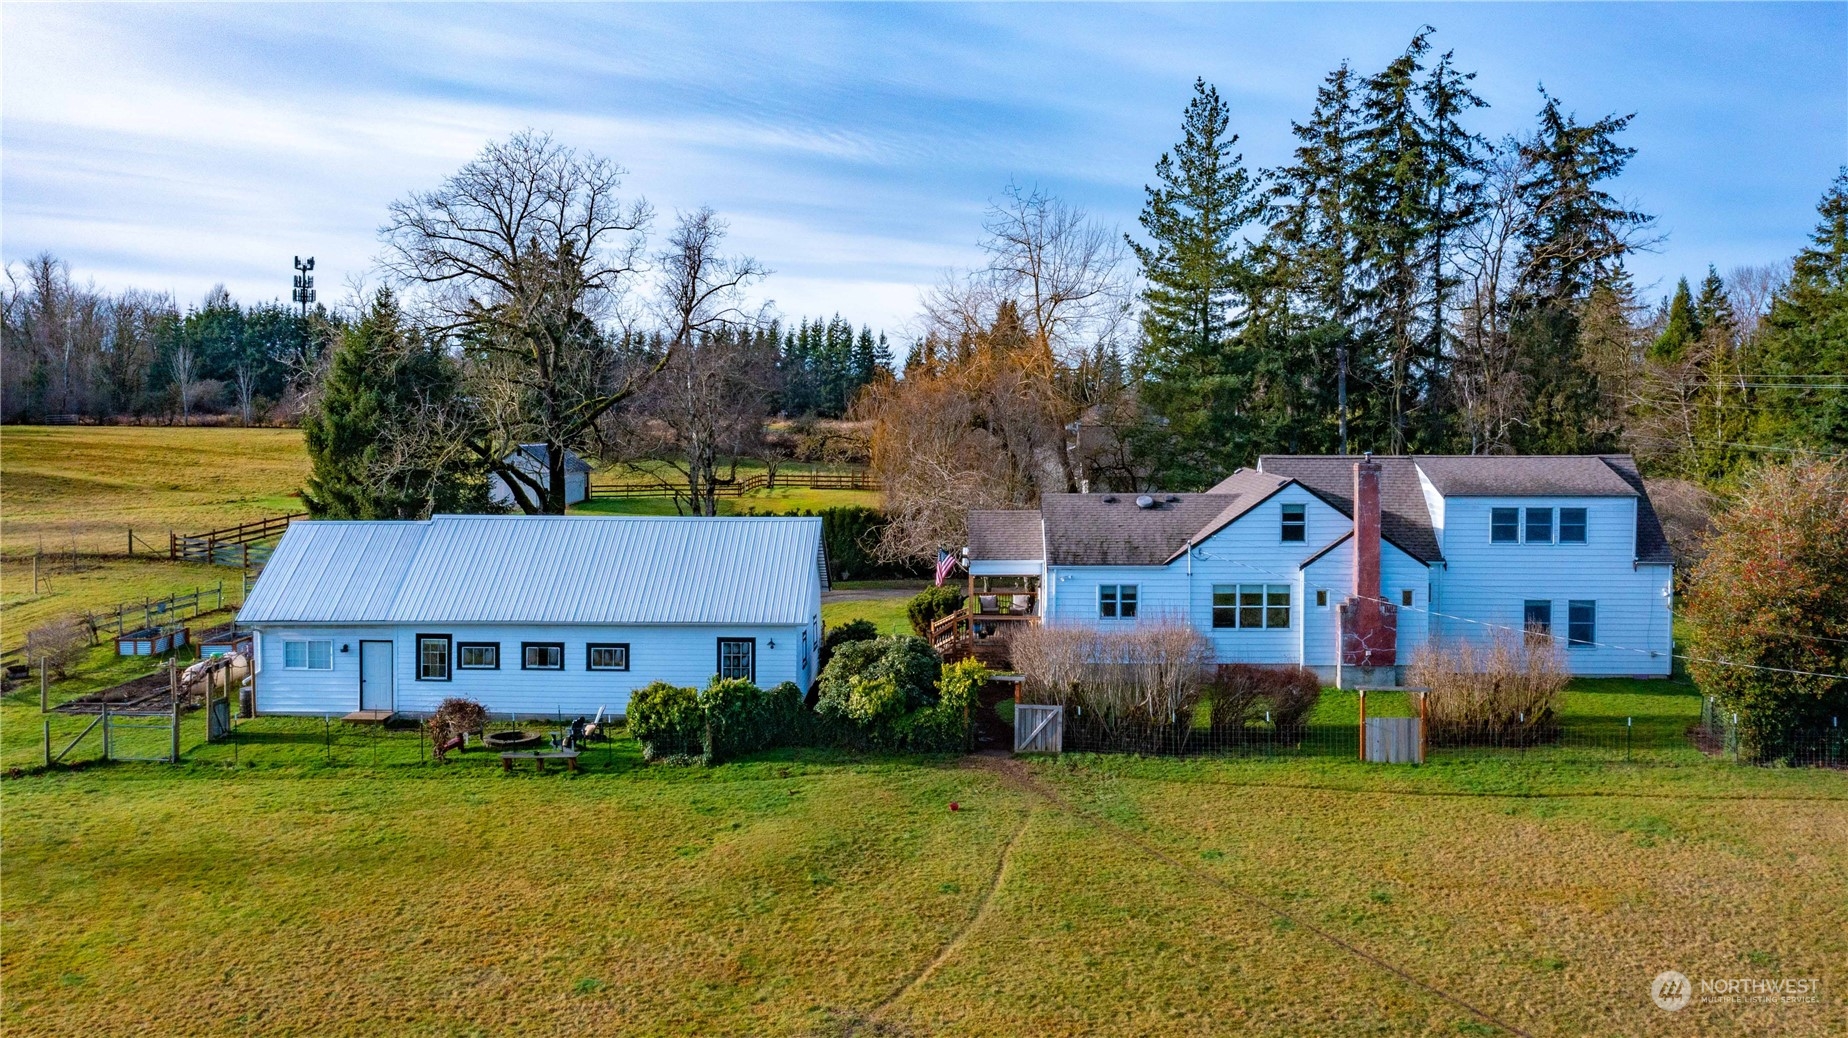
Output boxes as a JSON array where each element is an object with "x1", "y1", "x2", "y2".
[
  {"x1": 3, "y1": 711, "x2": 1843, "y2": 1036},
  {"x1": 1, "y1": 557, "x2": 234, "y2": 653},
  {"x1": 0, "y1": 426, "x2": 311, "y2": 556}
]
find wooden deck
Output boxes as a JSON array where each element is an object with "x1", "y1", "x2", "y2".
[
  {"x1": 931, "y1": 607, "x2": 1032, "y2": 669},
  {"x1": 342, "y1": 709, "x2": 396, "y2": 725}
]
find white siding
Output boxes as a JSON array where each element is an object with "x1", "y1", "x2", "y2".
[
  {"x1": 252, "y1": 621, "x2": 813, "y2": 718},
  {"x1": 1299, "y1": 538, "x2": 1430, "y2": 670},
  {"x1": 1430, "y1": 496, "x2": 1672, "y2": 676},
  {"x1": 1042, "y1": 486, "x2": 1425, "y2": 669}
]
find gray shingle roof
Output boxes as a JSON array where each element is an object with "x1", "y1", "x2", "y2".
[
  {"x1": 1258, "y1": 455, "x2": 1444, "y2": 564},
  {"x1": 966, "y1": 511, "x2": 1043, "y2": 560},
  {"x1": 1038, "y1": 493, "x2": 1246, "y2": 566},
  {"x1": 1412, "y1": 455, "x2": 1637, "y2": 497}
]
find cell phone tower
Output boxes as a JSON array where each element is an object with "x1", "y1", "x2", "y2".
[{"x1": 292, "y1": 256, "x2": 317, "y2": 316}]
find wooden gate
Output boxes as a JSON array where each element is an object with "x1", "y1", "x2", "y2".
[{"x1": 1014, "y1": 704, "x2": 1064, "y2": 754}]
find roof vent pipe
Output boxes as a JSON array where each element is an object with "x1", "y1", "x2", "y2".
[{"x1": 1135, "y1": 495, "x2": 1156, "y2": 509}]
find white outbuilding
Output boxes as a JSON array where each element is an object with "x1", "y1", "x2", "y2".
[
  {"x1": 487, "y1": 444, "x2": 592, "y2": 508},
  {"x1": 237, "y1": 515, "x2": 826, "y2": 718}
]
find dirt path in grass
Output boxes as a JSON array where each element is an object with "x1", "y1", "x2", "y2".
[
  {"x1": 846, "y1": 759, "x2": 1033, "y2": 1035},
  {"x1": 946, "y1": 753, "x2": 1540, "y2": 1038}
]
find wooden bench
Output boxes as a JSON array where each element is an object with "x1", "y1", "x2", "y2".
[{"x1": 499, "y1": 749, "x2": 580, "y2": 773}]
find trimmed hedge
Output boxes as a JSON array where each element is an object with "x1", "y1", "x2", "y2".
[{"x1": 820, "y1": 618, "x2": 878, "y2": 670}]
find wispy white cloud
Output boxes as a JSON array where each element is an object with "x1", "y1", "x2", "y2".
[{"x1": 3, "y1": 2, "x2": 1843, "y2": 330}]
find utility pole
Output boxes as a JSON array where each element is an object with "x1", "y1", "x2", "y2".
[{"x1": 292, "y1": 256, "x2": 316, "y2": 316}]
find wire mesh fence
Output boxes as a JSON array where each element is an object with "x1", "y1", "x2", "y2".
[{"x1": 1692, "y1": 696, "x2": 1847, "y2": 767}]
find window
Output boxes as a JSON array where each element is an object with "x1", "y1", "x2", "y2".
[
  {"x1": 1559, "y1": 507, "x2": 1587, "y2": 543},
  {"x1": 1568, "y1": 601, "x2": 1595, "y2": 647},
  {"x1": 1266, "y1": 586, "x2": 1291, "y2": 629},
  {"x1": 1523, "y1": 600, "x2": 1553, "y2": 644},
  {"x1": 1491, "y1": 508, "x2": 1520, "y2": 543},
  {"x1": 1099, "y1": 585, "x2": 1138, "y2": 618},
  {"x1": 1525, "y1": 507, "x2": 1554, "y2": 544},
  {"x1": 283, "y1": 639, "x2": 333, "y2": 670},
  {"x1": 521, "y1": 642, "x2": 564, "y2": 670},
  {"x1": 1316, "y1": 589, "x2": 1329, "y2": 608},
  {"x1": 1215, "y1": 584, "x2": 1291, "y2": 629},
  {"x1": 1401, "y1": 589, "x2": 1414, "y2": 607},
  {"x1": 587, "y1": 643, "x2": 630, "y2": 671},
  {"x1": 717, "y1": 638, "x2": 755, "y2": 682},
  {"x1": 457, "y1": 642, "x2": 499, "y2": 670},
  {"x1": 1212, "y1": 585, "x2": 1237, "y2": 628},
  {"x1": 416, "y1": 634, "x2": 452, "y2": 681},
  {"x1": 1280, "y1": 502, "x2": 1307, "y2": 543}
]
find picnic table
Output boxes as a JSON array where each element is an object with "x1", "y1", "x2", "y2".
[{"x1": 499, "y1": 748, "x2": 581, "y2": 774}]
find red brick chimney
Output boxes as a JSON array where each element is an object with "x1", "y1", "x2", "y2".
[{"x1": 1339, "y1": 453, "x2": 1397, "y2": 680}]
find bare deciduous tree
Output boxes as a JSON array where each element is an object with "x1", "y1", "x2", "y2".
[{"x1": 381, "y1": 131, "x2": 655, "y2": 513}]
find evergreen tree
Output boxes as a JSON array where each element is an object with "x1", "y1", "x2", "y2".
[
  {"x1": 1129, "y1": 77, "x2": 1266, "y2": 484},
  {"x1": 1693, "y1": 265, "x2": 1736, "y2": 340},
  {"x1": 302, "y1": 290, "x2": 485, "y2": 519},
  {"x1": 1516, "y1": 92, "x2": 1650, "y2": 303},
  {"x1": 1352, "y1": 30, "x2": 1440, "y2": 451},
  {"x1": 1753, "y1": 169, "x2": 1848, "y2": 450},
  {"x1": 1417, "y1": 44, "x2": 1489, "y2": 448},
  {"x1": 1652, "y1": 278, "x2": 1700, "y2": 361}
]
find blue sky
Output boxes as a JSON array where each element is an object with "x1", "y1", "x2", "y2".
[{"x1": 3, "y1": 3, "x2": 1843, "y2": 334}]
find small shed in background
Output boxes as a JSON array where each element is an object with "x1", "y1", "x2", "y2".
[{"x1": 488, "y1": 444, "x2": 592, "y2": 508}]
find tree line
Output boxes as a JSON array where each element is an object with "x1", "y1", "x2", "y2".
[
  {"x1": 862, "y1": 27, "x2": 1847, "y2": 559},
  {"x1": 0, "y1": 259, "x2": 330, "y2": 425}
]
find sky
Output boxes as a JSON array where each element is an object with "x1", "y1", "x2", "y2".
[{"x1": 3, "y1": 2, "x2": 1844, "y2": 337}]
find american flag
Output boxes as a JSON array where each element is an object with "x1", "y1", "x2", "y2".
[{"x1": 934, "y1": 549, "x2": 958, "y2": 587}]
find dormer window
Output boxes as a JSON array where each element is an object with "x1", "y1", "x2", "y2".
[{"x1": 1280, "y1": 503, "x2": 1306, "y2": 542}]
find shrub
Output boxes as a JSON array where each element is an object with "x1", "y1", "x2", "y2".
[
  {"x1": 907, "y1": 585, "x2": 966, "y2": 636},
  {"x1": 1013, "y1": 621, "x2": 1211, "y2": 751},
  {"x1": 1684, "y1": 458, "x2": 1848, "y2": 762},
  {"x1": 816, "y1": 635, "x2": 944, "y2": 746},
  {"x1": 25, "y1": 616, "x2": 90, "y2": 680},
  {"x1": 699, "y1": 678, "x2": 769, "y2": 763},
  {"x1": 898, "y1": 658, "x2": 989, "y2": 752},
  {"x1": 820, "y1": 619, "x2": 878, "y2": 669},
  {"x1": 426, "y1": 697, "x2": 488, "y2": 762},
  {"x1": 1407, "y1": 635, "x2": 1567, "y2": 733},
  {"x1": 1205, "y1": 666, "x2": 1321, "y2": 735},
  {"x1": 626, "y1": 681, "x2": 703, "y2": 761},
  {"x1": 761, "y1": 680, "x2": 811, "y2": 745}
]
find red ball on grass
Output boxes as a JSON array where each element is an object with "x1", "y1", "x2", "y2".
[{"x1": 949, "y1": 801, "x2": 960, "y2": 812}]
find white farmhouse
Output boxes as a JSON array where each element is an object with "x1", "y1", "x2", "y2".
[
  {"x1": 962, "y1": 454, "x2": 1674, "y2": 685},
  {"x1": 487, "y1": 444, "x2": 592, "y2": 508},
  {"x1": 237, "y1": 515, "x2": 826, "y2": 718}
]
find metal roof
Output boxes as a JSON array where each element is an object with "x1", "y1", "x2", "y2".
[
  {"x1": 506, "y1": 444, "x2": 592, "y2": 474},
  {"x1": 240, "y1": 515, "x2": 822, "y2": 625}
]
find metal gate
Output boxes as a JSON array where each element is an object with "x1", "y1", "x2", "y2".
[
  {"x1": 104, "y1": 709, "x2": 179, "y2": 763},
  {"x1": 1015, "y1": 704, "x2": 1064, "y2": 754}
]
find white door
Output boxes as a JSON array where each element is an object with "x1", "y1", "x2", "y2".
[{"x1": 359, "y1": 641, "x2": 394, "y2": 711}]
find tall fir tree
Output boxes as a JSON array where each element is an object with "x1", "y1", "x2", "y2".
[
  {"x1": 1652, "y1": 278, "x2": 1700, "y2": 361},
  {"x1": 1416, "y1": 43, "x2": 1489, "y2": 448},
  {"x1": 1129, "y1": 77, "x2": 1266, "y2": 484},
  {"x1": 1752, "y1": 169, "x2": 1848, "y2": 451},
  {"x1": 302, "y1": 290, "x2": 485, "y2": 519}
]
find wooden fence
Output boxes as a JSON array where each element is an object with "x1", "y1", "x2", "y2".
[
  {"x1": 169, "y1": 513, "x2": 302, "y2": 564},
  {"x1": 587, "y1": 468, "x2": 881, "y2": 499},
  {"x1": 86, "y1": 583, "x2": 226, "y2": 639}
]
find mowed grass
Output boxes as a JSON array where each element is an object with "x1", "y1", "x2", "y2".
[
  {"x1": 3, "y1": 730, "x2": 1844, "y2": 1036},
  {"x1": 821, "y1": 594, "x2": 916, "y2": 637},
  {"x1": 573, "y1": 486, "x2": 883, "y2": 517},
  {"x1": 0, "y1": 427, "x2": 311, "y2": 555}
]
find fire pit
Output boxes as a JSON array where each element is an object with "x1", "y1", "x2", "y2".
[{"x1": 483, "y1": 730, "x2": 544, "y2": 750}]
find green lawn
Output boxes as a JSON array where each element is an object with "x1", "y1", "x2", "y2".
[
  {"x1": 1, "y1": 557, "x2": 235, "y2": 654},
  {"x1": 3, "y1": 707, "x2": 1843, "y2": 1036},
  {"x1": 822, "y1": 594, "x2": 917, "y2": 637}
]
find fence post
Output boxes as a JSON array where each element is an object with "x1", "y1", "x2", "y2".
[
  {"x1": 172, "y1": 684, "x2": 183, "y2": 764},
  {"x1": 44, "y1": 718, "x2": 52, "y2": 768},
  {"x1": 40, "y1": 661, "x2": 49, "y2": 713},
  {"x1": 1357, "y1": 690, "x2": 1366, "y2": 761},
  {"x1": 102, "y1": 703, "x2": 111, "y2": 762}
]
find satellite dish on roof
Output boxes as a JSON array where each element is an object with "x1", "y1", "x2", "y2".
[{"x1": 1135, "y1": 495, "x2": 1156, "y2": 509}]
